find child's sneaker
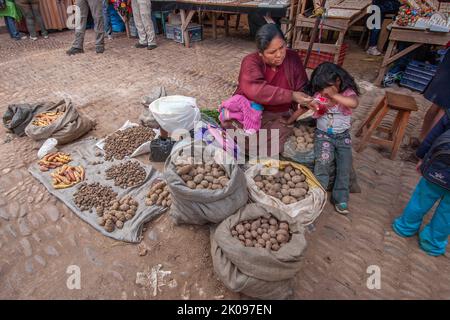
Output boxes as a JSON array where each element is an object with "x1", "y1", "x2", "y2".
[{"x1": 335, "y1": 203, "x2": 349, "y2": 215}]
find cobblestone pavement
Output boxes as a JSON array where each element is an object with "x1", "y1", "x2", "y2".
[{"x1": 0, "y1": 29, "x2": 449, "y2": 299}]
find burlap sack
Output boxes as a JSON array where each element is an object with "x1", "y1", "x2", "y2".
[
  {"x1": 246, "y1": 160, "x2": 327, "y2": 226},
  {"x1": 2, "y1": 102, "x2": 52, "y2": 136},
  {"x1": 164, "y1": 142, "x2": 248, "y2": 225},
  {"x1": 25, "y1": 99, "x2": 94, "y2": 145},
  {"x1": 211, "y1": 203, "x2": 306, "y2": 299}
]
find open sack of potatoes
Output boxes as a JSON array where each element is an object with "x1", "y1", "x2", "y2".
[
  {"x1": 245, "y1": 160, "x2": 326, "y2": 226},
  {"x1": 282, "y1": 125, "x2": 316, "y2": 168},
  {"x1": 164, "y1": 141, "x2": 248, "y2": 225},
  {"x1": 211, "y1": 203, "x2": 306, "y2": 300}
]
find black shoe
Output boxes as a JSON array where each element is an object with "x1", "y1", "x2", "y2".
[
  {"x1": 66, "y1": 47, "x2": 84, "y2": 55},
  {"x1": 96, "y1": 46, "x2": 104, "y2": 54},
  {"x1": 147, "y1": 44, "x2": 157, "y2": 50},
  {"x1": 135, "y1": 43, "x2": 147, "y2": 48}
]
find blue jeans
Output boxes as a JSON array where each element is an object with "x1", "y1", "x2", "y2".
[
  {"x1": 392, "y1": 178, "x2": 450, "y2": 256},
  {"x1": 369, "y1": 0, "x2": 401, "y2": 47},
  {"x1": 4, "y1": 16, "x2": 20, "y2": 39},
  {"x1": 314, "y1": 129, "x2": 353, "y2": 204},
  {"x1": 103, "y1": 0, "x2": 112, "y2": 35}
]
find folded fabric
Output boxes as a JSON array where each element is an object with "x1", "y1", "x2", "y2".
[{"x1": 219, "y1": 95, "x2": 263, "y2": 134}]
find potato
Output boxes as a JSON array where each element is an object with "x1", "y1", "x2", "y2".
[
  {"x1": 244, "y1": 231, "x2": 252, "y2": 239},
  {"x1": 193, "y1": 174, "x2": 204, "y2": 184},
  {"x1": 271, "y1": 244, "x2": 280, "y2": 251},
  {"x1": 251, "y1": 230, "x2": 258, "y2": 238},
  {"x1": 238, "y1": 235, "x2": 245, "y2": 241},
  {"x1": 187, "y1": 181, "x2": 196, "y2": 189},
  {"x1": 283, "y1": 174, "x2": 291, "y2": 181},
  {"x1": 291, "y1": 176, "x2": 303, "y2": 184},
  {"x1": 236, "y1": 224, "x2": 245, "y2": 234},
  {"x1": 257, "y1": 228, "x2": 263, "y2": 235},
  {"x1": 177, "y1": 164, "x2": 193, "y2": 176},
  {"x1": 161, "y1": 199, "x2": 167, "y2": 207},
  {"x1": 271, "y1": 183, "x2": 281, "y2": 192},
  {"x1": 276, "y1": 229, "x2": 289, "y2": 237},
  {"x1": 265, "y1": 242, "x2": 272, "y2": 250},
  {"x1": 200, "y1": 180, "x2": 209, "y2": 188},
  {"x1": 245, "y1": 239, "x2": 253, "y2": 247},
  {"x1": 270, "y1": 237, "x2": 278, "y2": 244},
  {"x1": 281, "y1": 189, "x2": 290, "y2": 197},
  {"x1": 204, "y1": 175, "x2": 214, "y2": 182},
  {"x1": 290, "y1": 188, "x2": 307, "y2": 198},
  {"x1": 294, "y1": 128, "x2": 302, "y2": 137},
  {"x1": 211, "y1": 184, "x2": 221, "y2": 190},
  {"x1": 269, "y1": 218, "x2": 277, "y2": 226},
  {"x1": 307, "y1": 143, "x2": 314, "y2": 150},
  {"x1": 296, "y1": 136, "x2": 306, "y2": 143},
  {"x1": 219, "y1": 177, "x2": 229, "y2": 187},
  {"x1": 244, "y1": 223, "x2": 251, "y2": 230},
  {"x1": 289, "y1": 197, "x2": 297, "y2": 204},
  {"x1": 280, "y1": 178, "x2": 287, "y2": 184},
  {"x1": 279, "y1": 222, "x2": 289, "y2": 231},
  {"x1": 285, "y1": 166, "x2": 293, "y2": 173},
  {"x1": 275, "y1": 192, "x2": 283, "y2": 200},
  {"x1": 254, "y1": 175, "x2": 262, "y2": 182},
  {"x1": 276, "y1": 234, "x2": 287, "y2": 243},
  {"x1": 261, "y1": 233, "x2": 270, "y2": 241},
  {"x1": 97, "y1": 217, "x2": 106, "y2": 226},
  {"x1": 258, "y1": 238, "x2": 266, "y2": 246}
]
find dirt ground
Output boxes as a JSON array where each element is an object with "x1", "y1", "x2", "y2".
[{"x1": 0, "y1": 25, "x2": 449, "y2": 300}]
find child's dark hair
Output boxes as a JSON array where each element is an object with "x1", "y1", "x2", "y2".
[{"x1": 306, "y1": 62, "x2": 360, "y2": 96}]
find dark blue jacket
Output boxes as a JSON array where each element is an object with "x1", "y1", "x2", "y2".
[{"x1": 416, "y1": 111, "x2": 450, "y2": 159}]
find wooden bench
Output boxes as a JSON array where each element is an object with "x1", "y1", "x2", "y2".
[{"x1": 356, "y1": 91, "x2": 418, "y2": 160}]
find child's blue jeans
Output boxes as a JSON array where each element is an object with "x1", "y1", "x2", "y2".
[
  {"x1": 314, "y1": 129, "x2": 352, "y2": 204},
  {"x1": 392, "y1": 178, "x2": 450, "y2": 256}
]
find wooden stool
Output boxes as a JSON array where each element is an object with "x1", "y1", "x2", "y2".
[{"x1": 356, "y1": 91, "x2": 418, "y2": 160}]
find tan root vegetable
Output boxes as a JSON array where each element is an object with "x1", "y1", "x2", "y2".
[
  {"x1": 146, "y1": 180, "x2": 171, "y2": 208},
  {"x1": 253, "y1": 166, "x2": 309, "y2": 204},
  {"x1": 290, "y1": 125, "x2": 315, "y2": 152},
  {"x1": 231, "y1": 215, "x2": 291, "y2": 251},
  {"x1": 175, "y1": 159, "x2": 229, "y2": 190}
]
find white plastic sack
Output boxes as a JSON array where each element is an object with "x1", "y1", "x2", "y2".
[
  {"x1": 149, "y1": 96, "x2": 201, "y2": 134},
  {"x1": 37, "y1": 138, "x2": 58, "y2": 159},
  {"x1": 96, "y1": 120, "x2": 159, "y2": 158},
  {"x1": 245, "y1": 160, "x2": 327, "y2": 226}
]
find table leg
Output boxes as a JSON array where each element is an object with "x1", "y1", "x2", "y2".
[
  {"x1": 180, "y1": 9, "x2": 195, "y2": 48},
  {"x1": 235, "y1": 14, "x2": 240, "y2": 30},
  {"x1": 224, "y1": 13, "x2": 229, "y2": 37},
  {"x1": 375, "y1": 39, "x2": 396, "y2": 86},
  {"x1": 212, "y1": 12, "x2": 217, "y2": 40},
  {"x1": 334, "y1": 30, "x2": 345, "y2": 64}
]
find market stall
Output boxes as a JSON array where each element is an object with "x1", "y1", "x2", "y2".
[
  {"x1": 152, "y1": 0, "x2": 292, "y2": 47},
  {"x1": 292, "y1": 0, "x2": 371, "y2": 67},
  {"x1": 374, "y1": 1, "x2": 450, "y2": 85}
]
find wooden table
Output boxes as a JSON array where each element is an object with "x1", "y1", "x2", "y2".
[
  {"x1": 374, "y1": 25, "x2": 450, "y2": 86},
  {"x1": 152, "y1": 0, "x2": 291, "y2": 47},
  {"x1": 293, "y1": 1, "x2": 370, "y2": 64}
]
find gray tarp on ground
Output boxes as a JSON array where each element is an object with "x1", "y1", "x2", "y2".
[
  {"x1": 211, "y1": 203, "x2": 307, "y2": 299},
  {"x1": 28, "y1": 137, "x2": 166, "y2": 243}
]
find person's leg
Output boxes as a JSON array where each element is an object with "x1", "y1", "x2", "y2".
[
  {"x1": 138, "y1": 0, "x2": 156, "y2": 46},
  {"x1": 30, "y1": 0, "x2": 48, "y2": 37},
  {"x1": 71, "y1": 0, "x2": 89, "y2": 50},
  {"x1": 314, "y1": 130, "x2": 336, "y2": 191},
  {"x1": 419, "y1": 188, "x2": 450, "y2": 256},
  {"x1": 102, "y1": 0, "x2": 112, "y2": 37},
  {"x1": 4, "y1": 16, "x2": 20, "y2": 39},
  {"x1": 332, "y1": 132, "x2": 352, "y2": 206},
  {"x1": 131, "y1": 0, "x2": 147, "y2": 46},
  {"x1": 392, "y1": 178, "x2": 442, "y2": 237},
  {"x1": 89, "y1": 0, "x2": 105, "y2": 51},
  {"x1": 16, "y1": 0, "x2": 37, "y2": 38}
]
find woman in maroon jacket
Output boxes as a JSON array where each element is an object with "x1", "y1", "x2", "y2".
[{"x1": 224, "y1": 24, "x2": 312, "y2": 156}]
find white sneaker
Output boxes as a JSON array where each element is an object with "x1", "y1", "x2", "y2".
[
  {"x1": 107, "y1": 34, "x2": 113, "y2": 40},
  {"x1": 30, "y1": 36, "x2": 38, "y2": 41},
  {"x1": 43, "y1": 35, "x2": 49, "y2": 39},
  {"x1": 367, "y1": 46, "x2": 382, "y2": 56}
]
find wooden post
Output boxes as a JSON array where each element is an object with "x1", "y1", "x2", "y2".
[
  {"x1": 212, "y1": 12, "x2": 217, "y2": 40},
  {"x1": 304, "y1": 0, "x2": 327, "y2": 67}
]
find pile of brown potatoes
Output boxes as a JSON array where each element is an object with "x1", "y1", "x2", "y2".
[
  {"x1": 97, "y1": 195, "x2": 138, "y2": 232},
  {"x1": 253, "y1": 165, "x2": 309, "y2": 204},
  {"x1": 146, "y1": 180, "x2": 172, "y2": 208},
  {"x1": 289, "y1": 126, "x2": 315, "y2": 152},
  {"x1": 175, "y1": 162, "x2": 230, "y2": 190},
  {"x1": 231, "y1": 216, "x2": 291, "y2": 251}
]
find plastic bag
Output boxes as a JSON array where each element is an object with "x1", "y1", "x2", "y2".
[
  {"x1": 149, "y1": 95, "x2": 201, "y2": 134},
  {"x1": 37, "y1": 138, "x2": 58, "y2": 159}
]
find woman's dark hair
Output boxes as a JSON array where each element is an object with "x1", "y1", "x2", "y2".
[
  {"x1": 255, "y1": 24, "x2": 285, "y2": 52},
  {"x1": 306, "y1": 62, "x2": 360, "y2": 95}
]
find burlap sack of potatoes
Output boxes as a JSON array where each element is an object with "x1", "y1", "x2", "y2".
[
  {"x1": 25, "y1": 98, "x2": 94, "y2": 145},
  {"x1": 164, "y1": 141, "x2": 248, "y2": 225},
  {"x1": 2, "y1": 102, "x2": 53, "y2": 136},
  {"x1": 211, "y1": 203, "x2": 306, "y2": 299},
  {"x1": 245, "y1": 160, "x2": 326, "y2": 226}
]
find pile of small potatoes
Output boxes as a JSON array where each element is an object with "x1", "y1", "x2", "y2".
[
  {"x1": 97, "y1": 195, "x2": 138, "y2": 233},
  {"x1": 253, "y1": 165, "x2": 309, "y2": 204},
  {"x1": 231, "y1": 216, "x2": 291, "y2": 251},
  {"x1": 145, "y1": 180, "x2": 172, "y2": 208},
  {"x1": 289, "y1": 125, "x2": 315, "y2": 152},
  {"x1": 175, "y1": 162, "x2": 230, "y2": 190}
]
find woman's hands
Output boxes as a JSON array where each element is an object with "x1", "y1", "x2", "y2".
[{"x1": 292, "y1": 91, "x2": 313, "y2": 105}]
